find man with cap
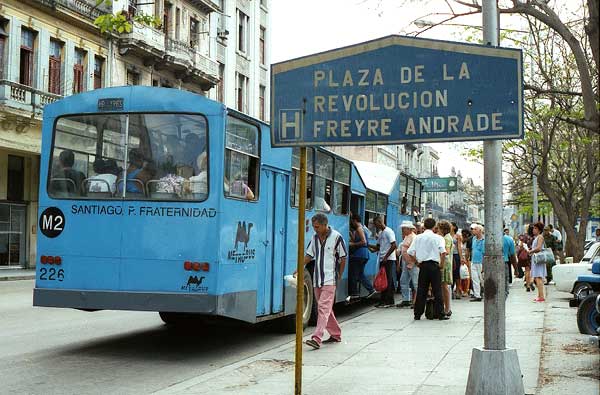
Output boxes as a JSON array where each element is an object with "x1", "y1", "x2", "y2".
[{"x1": 398, "y1": 220, "x2": 418, "y2": 307}]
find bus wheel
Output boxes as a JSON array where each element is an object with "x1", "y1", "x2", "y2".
[
  {"x1": 281, "y1": 271, "x2": 315, "y2": 333},
  {"x1": 158, "y1": 312, "x2": 204, "y2": 326}
]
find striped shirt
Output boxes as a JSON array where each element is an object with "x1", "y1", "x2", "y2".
[{"x1": 306, "y1": 227, "x2": 347, "y2": 288}]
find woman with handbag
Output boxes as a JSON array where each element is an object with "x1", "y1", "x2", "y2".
[
  {"x1": 528, "y1": 222, "x2": 547, "y2": 302},
  {"x1": 517, "y1": 227, "x2": 535, "y2": 292}
]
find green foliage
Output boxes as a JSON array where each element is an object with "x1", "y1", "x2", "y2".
[{"x1": 93, "y1": 0, "x2": 162, "y2": 35}]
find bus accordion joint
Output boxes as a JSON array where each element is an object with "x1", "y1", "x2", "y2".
[
  {"x1": 40, "y1": 255, "x2": 62, "y2": 265},
  {"x1": 184, "y1": 261, "x2": 210, "y2": 272}
]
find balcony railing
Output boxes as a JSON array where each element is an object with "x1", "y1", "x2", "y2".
[
  {"x1": 0, "y1": 80, "x2": 63, "y2": 115},
  {"x1": 31, "y1": 0, "x2": 108, "y2": 21},
  {"x1": 119, "y1": 25, "x2": 166, "y2": 56},
  {"x1": 166, "y1": 38, "x2": 195, "y2": 62}
]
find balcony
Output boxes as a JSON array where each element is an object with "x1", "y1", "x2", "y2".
[
  {"x1": 118, "y1": 25, "x2": 166, "y2": 66},
  {"x1": 0, "y1": 80, "x2": 62, "y2": 118},
  {"x1": 165, "y1": 39, "x2": 219, "y2": 90},
  {"x1": 187, "y1": 0, "x2": 221, "y2": 13},
  {"x1": 28, "y1": 0, "x2": 110, "y2": 24}
]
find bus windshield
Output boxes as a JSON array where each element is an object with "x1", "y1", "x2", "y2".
[{"x1": 47, "y1": 113, "x2": 208, "y2": 201}]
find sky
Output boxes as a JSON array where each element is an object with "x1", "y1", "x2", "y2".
[{"x1": 269, "y1": 0, "x2": 495, "y2": 185}]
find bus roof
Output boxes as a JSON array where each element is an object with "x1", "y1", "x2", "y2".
[
  {"x1": 43, "y1": 86, "x2": 226, "y2": 119},
  {"x1": 353, "y1": 161, "x2": 399, "y2": 195}
]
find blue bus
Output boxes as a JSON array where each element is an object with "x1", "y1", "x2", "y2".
[{"x1": 33, "y1": 86, "x2": 418, "y2": 328}]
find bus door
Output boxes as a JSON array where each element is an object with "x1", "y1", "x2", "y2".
[{"x1": 259, "y1": 168, "x2": 288, "y2": 316}]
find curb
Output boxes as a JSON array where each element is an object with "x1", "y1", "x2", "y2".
[{"x1": 0, "y1": 275, "x2": 36, "y2": 281}]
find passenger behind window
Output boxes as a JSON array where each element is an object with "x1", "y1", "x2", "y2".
[
  {"x1": 226, "y1": 173, "x2": 255, "y2": 200},
  {"x1": 185, "y1": 152, "x2": 208, "y2": 198},
  {"x1": 181, "y1": 132, "x2": 205, "y2": 176},
  {"x1": 88, "y1": 159, "x2": 120, "y2": 194},
  {"x1": 314, "y1": 196, "x2": 331, "y2": 212},
  {"x1": 51, "y1": 149, "x2": 86, "y2": 195},
  {"x1": 117, "y1": 148, "x2": 147, "y2": 194}
]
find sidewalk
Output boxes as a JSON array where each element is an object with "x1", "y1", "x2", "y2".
[
  {"x1": 0, "y1": 269, "x2": 35, "y2": 281},
  {"x1": 154, "y1": 282, "x2": 549, "y2": 395}
]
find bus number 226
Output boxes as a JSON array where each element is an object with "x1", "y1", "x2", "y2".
[{"x1": 39, "y1": 268, "x2": 64, "y2": 281}]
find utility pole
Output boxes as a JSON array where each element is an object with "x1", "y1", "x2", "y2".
[{"x1": 465, "y1": 1, "x2": 525, "y2": 393}]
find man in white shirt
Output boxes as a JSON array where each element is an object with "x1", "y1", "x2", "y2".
[
  {"x1": 548, "y1": 224, "x2": 564, "y2": 264},
  {"x1": 407, "y1": 218, "x2": 448, "y2": 320},
  {"x1": 302, "y1": 213, "x2": 347, "y2": 350},
  {"x1": 371, "y1": 216, "x2": 397, "y2": 308}
]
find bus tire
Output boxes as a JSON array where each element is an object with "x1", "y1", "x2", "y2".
[
  {"x1": 281, "y1": 271, "x2": 315, "y2": 333},
  {"x1": 159, "y1": 312, "x2": 205, "y2": 326},
  {"x1": 576, "y1": 293, "x2": 600, "y2": 335}
]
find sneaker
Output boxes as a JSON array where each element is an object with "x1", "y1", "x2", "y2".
[
  {"x1": 470, "y1": 297, "x2": 482, "y2": 302},
  {"x1": 397, "y1": 300, "x2": 411, "y2": 308},
  {"x1": 305, "y1": 339, "x2": 320, "y2": 349},
  {"x1": 526, "y1": 287, "x2": 531, "y2": 292},
  {"x1": 439, "y1": 314, "x2": 450, "y2": 320},
  {"x1": 366, "y1": 290, "x2": 377, "y2": 299},
  {"x1": 533, "y1": 297, "x2": 545, "y2": 302},
  {"x1": 414, "y1": 316, "x2": 421, "y2": 320},
  {"x1": 323, "y1": 336, "x2": 341, "y2": 343},
  {"x1": 531, "y1": 284, "x2": 536, "y2": 291}
]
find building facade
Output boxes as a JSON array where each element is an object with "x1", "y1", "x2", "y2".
[{"x1": 0, "y1": 0, "x2": 269, "y2": 268}]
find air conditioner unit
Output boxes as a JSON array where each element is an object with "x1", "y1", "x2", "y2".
[{"x1": 217, "y1": 29, "x2": 229, "y2": 39}]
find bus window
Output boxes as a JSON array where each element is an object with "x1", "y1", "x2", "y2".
[
  {"x1": 314, "y1": 151, "x2": 333, "y2": 212},
  {"x1": 291, "y1": 147, "x2": 313, "y2": 209},
  {"x1": 135, "y1": 114, "x2": 208, "y2": 201},
  {"x1": 50, "y1": 114, "x2": 125, "y2": 198},
  {"x1": 224, "y1": 115, "x2": 259, "y2": 201},
  {"x1": 49, "y1": 113, "x2": 208, "y2": 201},
  {"x1": 365, "y1": 190, "x2": 377, "y2": 234},
  {"x1": 333, "y1": 158, "x2": 350, "y2": 215}
]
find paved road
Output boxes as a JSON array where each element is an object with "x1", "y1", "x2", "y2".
[{"x1": 0, "y1": 280, "x2": 371, "y2": 395}]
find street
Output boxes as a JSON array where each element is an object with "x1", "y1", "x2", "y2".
[{"x1": 0, "y1": 280, "x2": 370, "y2": 395}]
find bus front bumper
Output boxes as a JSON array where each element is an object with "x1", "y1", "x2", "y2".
[{"x1": 33, "y1": 288, "x2": 257, "y2": 323}]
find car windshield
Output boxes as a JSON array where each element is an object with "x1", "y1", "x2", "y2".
[{"x1": 582, "y1": 242, "x2": 600, "y2": 262}]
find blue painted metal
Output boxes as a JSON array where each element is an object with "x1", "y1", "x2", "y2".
[
  {"x1": 271, "y1": 35, "x2": 523, "y2": 147},
  {"x1": 35, "y1": 86, "x2": 424, "y2": 324}
]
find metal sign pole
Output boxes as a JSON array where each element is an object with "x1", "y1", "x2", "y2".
[
  {"x1": 466, "y1": 0, "x2": 524, "y2": 393},
  {"x1": 294, "y1": 147, "x2": 307, "y2": 395}
]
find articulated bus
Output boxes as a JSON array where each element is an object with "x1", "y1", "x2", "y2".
[{"x1": 33, "y1": 86, "x2": 419, "y2": 328}]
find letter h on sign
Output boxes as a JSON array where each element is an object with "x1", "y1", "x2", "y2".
[{"x1": 279, "y1": 110, "x2": 302, "y2": 141}]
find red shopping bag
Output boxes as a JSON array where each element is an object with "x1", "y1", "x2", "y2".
[{"x1": 374, "y1": 266, "x2": 388, "y2": 292}]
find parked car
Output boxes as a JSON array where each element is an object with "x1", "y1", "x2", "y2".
[
  {"x1": 584, "y1": 239, "x2": 596, "y2": 253},
  {"x1": 575, "y1": 259, "x2": 600, "y2": 336},
  {"x1": 553, "y1": 242, "x2": 600, "y2": 300},
  {"x1": 582, "y1": 293, "x2": 600, "y2": 347}
]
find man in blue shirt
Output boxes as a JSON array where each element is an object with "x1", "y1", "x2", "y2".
[
  {"x1": 470, "y1": 224, "x2": 485, "y2": 302},
  {"x1": 503, "y1": 230, "x2": 516, "y2": 298}
]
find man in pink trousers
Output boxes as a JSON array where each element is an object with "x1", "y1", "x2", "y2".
[{"x1": 303, "y1": 213, "x2": 347, "y2": 350}]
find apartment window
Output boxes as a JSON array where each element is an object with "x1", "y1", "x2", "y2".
[
  {"x1": 7, "y1": 155, "x2": 24, "y2": 202},
  {"x1": 259, "y1": 85, "x2": 265, "y2": 121},
  {"x1": 0, "y1": 21, "x2": 7, "y2": 79},
  {"x1": 236, "y1": 72, "x2": 248, "y2": 113},
  {"x1": 93, "y1": 56, "x2": 104, "y2": 89},
  {"x1": 126, "y1": 69, "x2": 139, "y2": 86},
  {"x1": 73, "y1": 48, "x2": 86, "y2": 94},
  {"x1": 189, "y1": 18, "x2": 199, "y2": 47},
  {"x1": 19, "y1": 28, "x2": 35, "y2": 86},
  {"x1": 259, "y1": 26, "x2": 266, "y2": 65},
  {"x1": 48, "y1": 39, "x2": 63, "y2": 94},
  {"x1": 217, "y1": 63, "x2": 224, "y2": 102},
  {"x1": 163, "y1": 3, "x2": 172, "y2": 36},
  {"x1": 237, "y1": 9, "x2": 249, "y2": 53},
  {"x1": 175, "y1": 7, "x2": 181, "y2": 40}
]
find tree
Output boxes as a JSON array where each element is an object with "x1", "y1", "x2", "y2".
[
  {"x1": 92, "y1": 0, "x2": 161, "y2": 34},
  {"x1": 403, "y1": 1, "x2": 599, "y2": 260}
]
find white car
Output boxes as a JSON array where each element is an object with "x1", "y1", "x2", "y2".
[{"x1": 553, "y1": 241, "x2": 600, "y2": 296}]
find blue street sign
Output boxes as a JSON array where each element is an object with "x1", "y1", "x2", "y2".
[{"x1": 271, "y1": 35, "x2": 523, "y2": 147}]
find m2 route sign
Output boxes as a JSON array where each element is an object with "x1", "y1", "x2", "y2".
[{"x1": 270, "y1": 35, "x2": 523, "y2": 147}]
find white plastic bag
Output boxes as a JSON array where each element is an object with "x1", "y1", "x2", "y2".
[{"x1": 284, "y1": 274, "x2": 297, "y2": 288}]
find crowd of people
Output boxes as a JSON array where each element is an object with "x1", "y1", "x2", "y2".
[{"x1": 302, "y1": 213, "x2": 562, "y2": 349}]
